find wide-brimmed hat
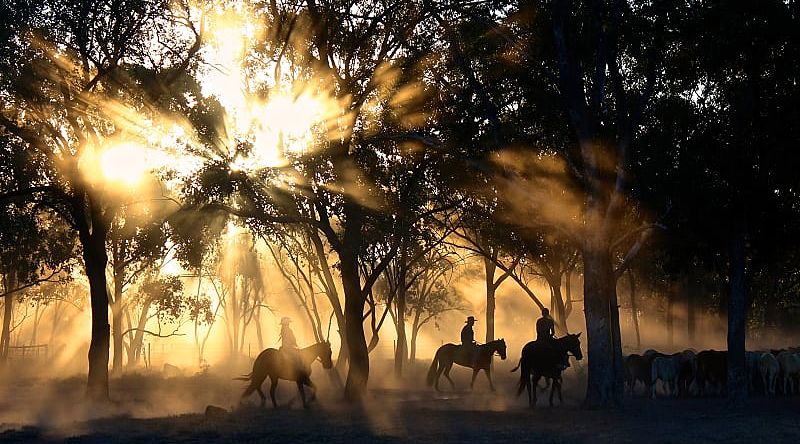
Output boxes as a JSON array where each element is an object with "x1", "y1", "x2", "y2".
[
  {"x1": 466, "y1": 316, "x2": 476, "y2": 323},
  {"x1": 280, "y1": 317, "x2": 292, "y2": 325}
]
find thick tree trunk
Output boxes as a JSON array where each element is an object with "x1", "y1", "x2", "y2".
[
  {"x1": 84, "y1": 234, "x2": 110, "y2": 401},
  {"x1": 341, "y1": 249, "x2": 368, "y2": 401},
  {"x1": 582, "y1": 231, "x2": 624, "y2": 408},
  {"x1": 484, "y1": 257, "x2": 497, "y2": 343},
  {"x1": 727, "y1": 218, "x2": 748, "y2": 402}
]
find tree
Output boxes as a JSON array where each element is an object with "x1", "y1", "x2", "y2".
[
  {"x1": 488, "y1": 0, "x2": 683, "y2": 407},
  {"x1": 180, "y1": 0, "x2": 455, "y2": 400},
  {"x1": 0, "y1": 0, "x2": 202, "y2": 398},
  {"x1": 108, "y1": 210, "x2": 170, "y2": 372},
  {"x1": 404, "y1": 247, "x2": 463, "y2": 363}
]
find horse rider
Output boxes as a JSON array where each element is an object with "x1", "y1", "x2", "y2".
[
  {"x1": 536, "y1": 308, "x2": 555, "y2": 342},
  {"x1": 280, "y1": 317, "x2": 304, "y2": 373},
  {"x1": 536, "y1": 308, "x2": 568, "y2": 370},
  {"x1": 461, "y1": 316, "x2": 478, "y2": 365}
]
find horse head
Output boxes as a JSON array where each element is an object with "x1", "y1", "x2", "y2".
[
  {"x1": 564, "y1": 333, "x2": 583, "y2": 361},
  {"x1": 493, "y1": 338, "x2": 507, "y2": 360},
  {"x1": 319, "y1": 341, "x2": 334, "y2": 369}
]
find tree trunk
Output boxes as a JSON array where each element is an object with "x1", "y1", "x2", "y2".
[
  {"x1": 687, "y1": 272, "x2": 697, "y2": 343},
  {"x1": 410, "y1": 310, "x2": 422, "y2": 363},
  {"x1": 341, "y1": 249, "x2": 368, "y2": 401},
  {"x1": 549, "y1": 279, "x2": 569, "y2": 334},
  {"x1": 627, "y1": 271, "x2": 641, "y2": 350},
  {"x1": 309, "y1": 229, "x2": 348, "y2": 369},
  {"x1": 111, "y1": 300, "x2": 125, "y2": 373},
  {"x1": 484, "y1": 257, "x2": 497, "y2": 343},
  {"x1": 393, "y1": 238, "x2": 409, "y2": 376},
  {"x1": 666, "y1": 282, "x2": 675, "y2": 348},
  {"x1": 565, "y1": 268, "x2": 573, "y2": 318},
  {"x1": 394, "y1": 246, "x2": 408, "y2": 377},
  {"x1": 255, "y1": 306, "x2": 264, "y2": 351},
  {"x1": 84, "y1": 232, "x2": 110, "y2": 401},
  {"x1": 727, "y1": 217, "x2": 748, "y2": 402},
  {"x1": 128, "y1": 298, "x2": 154, "y2": 366},
  {"x1": 582, "y1": 231, "x2": 624, "y2": 407},
  {"x1": 0, "y1": 272, "x2": 15, "y2": 362},
  {"x1": 49, "y1": 300, "x2": 64, "y2": 351}
]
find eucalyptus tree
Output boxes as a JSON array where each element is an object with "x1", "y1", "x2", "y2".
[
  {"x1": 652, "y1": 0, "x2": 800, "y2": 401},
  {"x1": 181, "y1": 0, "x2": 456, "y2": 399},
  {"x1": 0, "y1": 0, "x2": 203, "y2": 398},
  {"x1": 474, "y1": 0, "x2": 688, "y2": 407}
]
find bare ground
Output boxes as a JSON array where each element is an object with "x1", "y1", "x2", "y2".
[{"x1": 0, "y1": 363, "x2": 799, "y2": 443}]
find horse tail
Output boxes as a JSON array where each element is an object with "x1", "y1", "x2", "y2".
[
  {"x1": 233, "y1": 373, "x2": 252, "y2": 382},
  {"x1": 426, "y1": 349, "x2": 441, "y2": 387},
  {"x1": 516, "y1": 358, "x2": 529, "y2": 397},
  {"x1": 510, "y1": 358, "x2": 521, "y2": 373},
  {"x1": 236, "y1": 372, "x2": 261, "y2": 398}
]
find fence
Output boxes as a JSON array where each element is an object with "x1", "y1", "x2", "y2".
[{"x1": 8, "y1": 344, "x2": 49, "y2": 360}]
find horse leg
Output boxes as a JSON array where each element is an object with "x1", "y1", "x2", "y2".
[
  {"x1": 269, "y1": 378, "x2": 279, "y2": 408},
  {"x1": 470, "y1": 368, "x2": 479, "y2": 390},
  {"x1": 525, "y1": 374, "x2": 533, "y2": 408},
  {"x1": 557, "y1": 378, "x2": 563, "y2": 405},
  {"x1": 306, "y1": 379, "x2": 317, "y2": 403},
  {"x1": 256, "y1": 386, "x2": 267, "y2": 407},
  {"x1": 444, "y1": 364, "x2": 456, "y2": 390},
  {"x1": 531, "y1": 375, "x2": 540, "y2": 408},
  {"x1": 435, "y1": 360, "x2": 448, "y2": 391},
  {"x1": 549, "y1": 379, "x2": 555, "y2": 407},
  {"x1": 485, "y1": 368, "x2": 495, "y2": 392},
  {"x1": 297, "y1": 380, "x2": 308, "y2": 408}
]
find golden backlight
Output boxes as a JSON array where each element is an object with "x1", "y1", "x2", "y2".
[{"x1": 99, "y1": 142, "x2": 152, "y2": 186}]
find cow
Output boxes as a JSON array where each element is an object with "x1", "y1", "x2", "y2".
[
  {"x1": 643, "y1": 349, "x2": 664, "y2": 362},
  {"x1": 759, "y1": 352, "x2": 780, "y2": 396},
  {"x1": 651, "y1": 356, "x2": 679, "y2": 399},
  {"x1": 745, "y1": 351, "x2": 763, "y2": 393},
  {"x1": 696, "y1": 350, "x2": 727, "y2": 396},
  {"x1": 674, "y1": 349, "x2": 697, "y2": 397},
  {"x1": 625, "y1": 354, "x2": 652, "y2": 396},
  {"x1": 777, "y1": 351, "x2": 800, "y2": 395}
]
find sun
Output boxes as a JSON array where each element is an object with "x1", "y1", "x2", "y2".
[
  {"x1": 261, "y1": 94, "x2": 324, "y2": 138},
  {"x1": 99, "y1": 142, "x2": 152, "y2": 185}
]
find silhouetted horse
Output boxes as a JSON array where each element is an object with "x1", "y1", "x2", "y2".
[
  {"x1": 513, "y1": 333, "x2": 582, "y2": 407},
  {"x1": 426, "y1": 339, "x2": 507, "y2": 391},
  {"x1": 238, "y1": 341, "x2": 333, "y2": 408}
]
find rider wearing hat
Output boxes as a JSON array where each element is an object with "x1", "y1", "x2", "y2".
[
  {"x1": 279, "y1": 317, "x2": 303, "y2": 374},
  {"x1": 461, "y1": 316, "x2": 477, "y2": 346},
  {"x1": 461, "y1": 316, "x2": 478, "y2": 365},
  {"x1": 536, "y1": 308, "x2": 568, "y2": 370},
  {"x1": 280, "y1": 316, "x2": 298, "y2": 350}
]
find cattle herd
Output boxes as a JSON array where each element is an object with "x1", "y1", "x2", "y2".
[{"x1": 625, "y1": 347, "x2": 800, "y2": 398}]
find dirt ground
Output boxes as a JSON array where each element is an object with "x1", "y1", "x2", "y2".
[{"x1": 0, "y1": 361, "x2": 799, "y2": 443}]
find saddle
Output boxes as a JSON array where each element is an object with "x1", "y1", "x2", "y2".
[
  {"x1": 280, "y1": 347, "x2": 305, "y2": 374},
  {"x1": 532, "y1": 338, "x2": 569, "y2": 370},
  {"x1": 458, "y1": 343, "x2": 479, "y2": 365}
]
